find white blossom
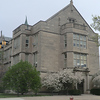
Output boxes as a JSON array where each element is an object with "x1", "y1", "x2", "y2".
[
  {"x1": 92, "y1": 75, "x2": 100, "y2": 88},
  {"x1": 42, "y1": 73, "x2": 62, "y2": 92},
  {"x1": 42, "y1": 69, "x2": 84, "y2": 92},
  {"x1": 59, "y1": 69, "x2": 84, "y2": 85}
]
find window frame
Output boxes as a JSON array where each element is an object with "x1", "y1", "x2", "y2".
[
  {"x1": 73, "y1": 33, "x2": 87, "y2": 49},
  {"x1": 33, "y1": 52, "x2": 38, "y2": 67},
  {"x1": 25, "y1": 36, "x2": 29, "y2": 48},
  {"x1": 74, "y1": 53, "x2": 87, "y2": 67},
  {"x1": 64, "y1": 53, "x2": 67, "y2": 68},
  {"x1": 64, "y1": 33, "x2": 67, "y2": 47}
]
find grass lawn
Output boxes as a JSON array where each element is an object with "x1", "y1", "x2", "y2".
[
  {"x1": 0, "y1": 93, "x2": 51, "y2": 98},
  {"x1": 0, "y1": 93, "x2": 36, "y2": 98}
]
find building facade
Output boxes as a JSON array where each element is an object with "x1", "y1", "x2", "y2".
[
  {"x1": 0, "y1": 0, "x2": 99, "y2": 93},
  {"x1": 0, "y1": 31, "x2": 11, "y2": 79}
]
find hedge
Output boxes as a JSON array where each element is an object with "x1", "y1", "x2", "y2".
[
  {"x1": 68, "y1": 89, "x2": 81, "y2": 95},
  {"x1": 90, "y1": 88, "x2": 100, "y2": 95}
]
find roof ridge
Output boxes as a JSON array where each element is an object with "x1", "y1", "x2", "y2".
[{"x1": 46, "y1": 4, "x2": 70, "y2": 22}]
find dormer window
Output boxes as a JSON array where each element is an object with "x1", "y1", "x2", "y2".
[{"x1": 25, "y1": 36, "x2": 29, "y2": 47}]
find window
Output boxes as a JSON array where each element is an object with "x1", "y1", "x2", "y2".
[
  {"x1": 68, "y1": 18, "x2": 76, "y2": 23},
  {"x1": 25, "y1": 36, "x2": 29, "y2": 47},
  {"x1": 33, "y1": 52, "x2": 37, "y2": 67},
  {"x1": 64, "y1": 53, "x2": 67, "y2": 68},
  {"x1": 64, "y1": 34, "x2": 67, "y2": 47},
  {"x1": 64, "y1": 53, "x2": 67, "y2": 59},
  {"x1": 74, "y1": 53, "x2": 87, "y2": 67},
  {"x1": 73, "y1": 33, "x2": 86, "y2": 49}
]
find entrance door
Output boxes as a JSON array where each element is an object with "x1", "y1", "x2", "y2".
[{"x1": 77, "y1": 80, "x2": 84, "y2": 94}]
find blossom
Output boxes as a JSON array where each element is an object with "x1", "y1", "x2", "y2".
[
  {"x1": 92, "y1": 75, "x2": 100, "y2": 88},
  {"x1": 42, "y1": 69, "x2": 84, "y2": 92},
  {"x1": 42, "y1": 73, "x2": 62, "y2": 92}
]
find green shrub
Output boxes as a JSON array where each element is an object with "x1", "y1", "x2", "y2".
[
  {"x1": 0, "y1": 85, "x2": 5, "y2": 93},
  {"x1": 58, "y1": 89, "x2": 68, "y2": 95},
  {"x1": 90, "y1": 88, "x2": 100, "y2": 95},
  {"x1": 68, "y1": 89, "x2": 81, "y2": 95}
]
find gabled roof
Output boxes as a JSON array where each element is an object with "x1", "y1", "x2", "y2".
[
  {"x1": 72, "y1": 3, "x2": 95, "y2": 33},
  {"x1": 46, "y1": 1, "x2": 94, "y2": 33},
  {"x1": 46, "y1": 4, "x2": 70, "y2": 22}
]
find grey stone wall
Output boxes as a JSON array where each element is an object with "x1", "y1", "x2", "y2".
[{"x1": 40, "y1": 31, "x2": 61, "y2": 72}]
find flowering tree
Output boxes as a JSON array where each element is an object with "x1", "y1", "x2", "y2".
[
  {"x1": 42, "y1": 69, "x2": 84, "y2": 93},
  {"x1": 59, "y1": 69, "x2": 84, "y2": 90},
  {"x1": 42, "y1": 73, "x2": 62, "y2": 93},
  {"x1": 92, "y1": 71, "x2": 100, "y2": 88}
]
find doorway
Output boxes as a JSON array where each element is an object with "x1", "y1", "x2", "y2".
[{"x1": 77, "y1": 80, "x2": 84, "y2": 94}]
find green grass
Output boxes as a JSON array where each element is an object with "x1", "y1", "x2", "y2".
[
  {"x1": 0, "y1": 93, "x2": 17, "y2": 98},
  {"x1": 0, "y1": 93, "x2": 51, "y2": 98},
  {"x1": 0, "y1": 93, "x2": 36, "y2": 98}
]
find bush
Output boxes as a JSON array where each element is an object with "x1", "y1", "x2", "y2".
[
  {"x1": 58, "y1": 89, "x2": 68, "y2": 95},
  {"x1": 68, "y1": 89, "x2": 81, "y2": 95},
  {"x1": 0, "y1": 85, "x2": 5, "y2": 93},
  {"x1": 90, "y1": 88, "x2": 100, "y2": 95}
]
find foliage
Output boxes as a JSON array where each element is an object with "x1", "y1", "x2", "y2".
[
  {"x1": 90, "y1": 88, "x2": 100, "y2": 95},
  {"x1": 92, "y1": 70, "x2": 100, "y2": 79},
  {"x1": 91, "y1": 15, "x2": 100, "y2": 46},
  {"x1": 42, "y1": 69, "x2": 84, "y2": 93},
  {"x1": 29, "y1": 68, "x2": 41, "y2": 95},
  {"x1": 68, "y1": 89, "x2": 81, "y2": 95},
  {"x1": 0, "y1": 84, "x2": 5, "y2": 93},
  {"x1": 91, "y1": 15, "x2": 100, "y2": 31},
  {"x1": 91, "y1": 34, "x2": 100, "y2": 46},
  {"x1": 2, "y1": 60, "x2": 41, "y2": 95},
  {"x1": 92, "y1": 71, "x2": 100, "y2": 88},
  {"x1": 42, "y1": 73, "x2": 63, "y2": 93},
  {"x1": 59, "y1": 69, "x2": 83, "y2": 89},
  {"x1": 92, "y1": 75, "x2": 100, "y2": 88}
]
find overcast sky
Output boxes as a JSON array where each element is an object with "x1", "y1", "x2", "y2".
[{"x1": 0, "y1": 0, "x2": 100, "y2": 37}]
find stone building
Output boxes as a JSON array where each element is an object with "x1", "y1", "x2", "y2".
[
  {"x1": 0, "y1": 0, "x2": 99, "y2": 93},
  {"x1": 0, "y1": 31, "x2": 11, "y2": 79}
]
